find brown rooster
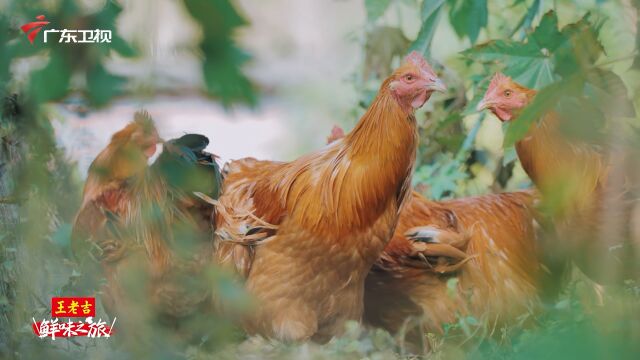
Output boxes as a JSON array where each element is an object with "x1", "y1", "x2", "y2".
[
  {"x1": 477, "y1": 73, "x2": 639, "y2": 284},
  {"x1": 212, "y1": 52, "x2": 446, "y2": 342},
  {"x1": 325, "y1": 127, "x2": 545, "y2": 341},
  {"x1": 71, "y1": 112, "x2": 223, "y2": 347}
]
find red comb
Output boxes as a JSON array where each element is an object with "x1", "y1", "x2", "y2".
[
  {"x1": 404, "y1": 51, "x2": 434, "y2": 73},
  {"x1": 487, "y1": 72, "x2": 510, "y2": 90},
  {"x1": 327, "y1": 125, "x2": 345, "y2": 144}
]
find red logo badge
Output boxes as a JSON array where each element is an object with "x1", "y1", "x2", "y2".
[
  {"x1": 51, "y1": 297, "x2": 96, "y2": 317},
  {"x1": 20, "y1": 15, "x2": 50, "y2": 44}
]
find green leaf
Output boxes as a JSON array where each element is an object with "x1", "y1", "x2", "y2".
[
  {"x1": 447, "y1": 0, "x2": 488, "y2": 44},
  {"x1": 528, "y1": 10, "x2": 564, "y2": 50},
  {"x1": 464, "y1": 11, "x2": 604, "y2": 89},
  {"x1": 201, "y1": 44, "x2": 256, "y2": 107},
  {"x1": 462, "y1": 12, "x2": 567, "y2": 88},
  {"x1": 365, "y1": 0, "x2": 392, "y2": 22},
  {"x1": 183, "y1": 0, "x2": 256, "y2": 106},
  {"x1": 92, "y1": 0, "x2": 137, "y2": 57},
  {"x1": 28, "y1": 50, "x2": 71, "y2": 103},
  {"x1": 509, "y1": 0, "x2": 541, "y2": 38},
  {"x1": 409, "y1": 0, "x2": 446, "y2": 55},
  {"x1": 86, "y1": 63, "x2": 126, "y2": 106},
  {"x1": 0, "y1": 17, "x2": 9, "y2": 90},
  {"x1": 553, "y1": 13, "x2": 604, "y2": 77}
]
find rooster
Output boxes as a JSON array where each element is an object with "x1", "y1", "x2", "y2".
[
  {"x1": 212, "y1": 52, "x2": 446, "y2": 342},
  {"x1": 477, "y1": 73, "x2": 639, "y2": 284},
  {"x1": 326, "y1": 127, "x2": 545, "y2": 341},
  {"x1": 71, "y1": 111, "x2": 222, "y2": 346}
]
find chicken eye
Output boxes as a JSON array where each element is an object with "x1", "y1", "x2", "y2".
[
  {"x1": 504, "y1": 89, "x2": 513, "y2": 97},
  {"x1": 404, "y1": 74, "x2": 415, "y2": 82}
]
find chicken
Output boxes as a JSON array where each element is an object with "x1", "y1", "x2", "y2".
[
  {"x1": 365, "y1": 191, "x2": 543, "y2": 340},
  {"x1": 477, "y1": 73, "x2": 639, "y2": 284},
  {"x1": 212, "y1": 52, "x2": 446, "y2": 342},
  {"x1": 71, "y1": 111, "x2": 222, "y2": 346},
  {"x1": 324, "y1": 126, "x2": 547, "y2": 341}
]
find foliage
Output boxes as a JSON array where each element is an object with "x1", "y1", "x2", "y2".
[
  {"x1": 0, "y1": 0, "x2": 256, "y2": 357},
  {"x1": 359, "y1": 0, "x2": 640, "y2": 357},
  {"x1": 464, "y1": 10, "x2": 635, "y2": 147},
  {"x1": 183, "y1": 0, "x2": 256, "y2": 107}
]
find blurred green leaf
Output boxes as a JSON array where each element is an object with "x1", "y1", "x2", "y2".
[
  {"x1": 553, "y1": 13, "x2": 604, "y2": 77},
  {"x1": 86, "y1": 63, "x2": 126, "y2": 106},
  {"x1": 91, "y1": 0, "x2": 137, "y2": 57},
  {"x1": 0, "y1": 17, "x2": 10, "y2": 90},
  {"x1": 509, "y1": 0, "x2": 541, "y2": 38},
  {"x1": 183, "y1": 0, "x2": 256, "y2": 106},
  {"x1": 409, "y1": 0, "x2": 445, "y2": 55},
  {"x1": 365, "y1": 0, "x2": 392, "y2": 22},
  {"x1": 447, "y1": 0, "x2": 488, "y2": 44},
  {"x1": 28, "y1": 50, "x2": 71, "y2": 103}
]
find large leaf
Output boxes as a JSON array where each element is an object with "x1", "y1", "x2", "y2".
[
  {"x1": 463, "y1": 11, "x2": 604, "y2": 89},
  {"x1": 409, "y1": 0, "x2": 446, "y2": 55},
  {"x1": 463, "y1": 12, "x2": 562, "y2": 88},
  {"x1": 447, "y1": 0, "x2": 488, "y2": 44},
  {"x1": 552, "y1": 13, "x2": 604, "y2": 77}
]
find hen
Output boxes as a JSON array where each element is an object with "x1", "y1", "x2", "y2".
[
  {"x1": 71, "y1": 112, "x2": 222, "y2": 347},
  {"x1": 213, "y1": 52, "x2": 446, "y2": 342},
  {"x1": 364, "y1": 190, "x2": 543, "y2": 342},
  {"x1": 477, "y1": 73, "x2": 639, "y2": 284}
]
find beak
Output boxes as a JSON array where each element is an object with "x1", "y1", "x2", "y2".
[
  {"x1": 427, "y1": 77, "x2": 447, "y2": 92},
  {"x1": 476, "y1": 98, "x2": 491, "y2": 112}
]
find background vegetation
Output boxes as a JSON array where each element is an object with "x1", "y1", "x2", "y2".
[{"x1": 0, "y1": 0, "x2": 638, "y2": 358}]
